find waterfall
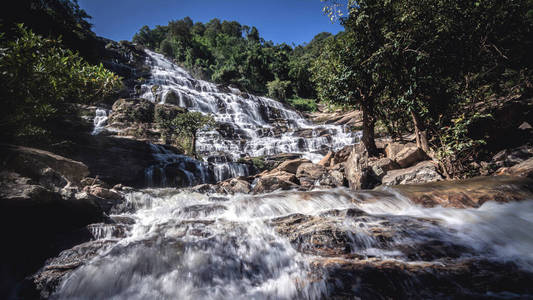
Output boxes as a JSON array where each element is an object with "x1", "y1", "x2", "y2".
[
  {"x1": 52, "y1": 187, "x2": 533, "y2": 299},
  {"x1": 139, "y1": 50, "x2": 361, "y2": 165},
  {"x1": 92, "y1": 108, "x2": 109, "y2": 135}
]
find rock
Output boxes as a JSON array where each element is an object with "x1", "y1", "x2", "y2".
[
  {"x1": 394, "y1": 146, "x2": 429, "y2": 168},
  {"x1": 381, "y1": 161, "x2": 442, "y2": 186},
  {"x1": 80, "y1": 177, "x2": 110, "y2": 188},
  {"x1": 318, "y1": 170, "x2": 346, "y2": 187},
  {"x1": 370, "y1": 158, "x2": 399, "y2": 179},
  {"x1": 332, "y1": 145, "x2": 353, "y2": 165},
  {"x1": 391, "y1": 176, "x2": 533, "y2": 208},
  {"x1": 252, "y1": 173, "x2": 299, "y2": 194},
  {"x1": 313, "y1": 258, "x2": 533, "y2": 300},
  {"x1": 505, "y1": 157, "x2": 533, "y2": 178},
  {"x1": 385, "y1": 142, "x2": 417, "y2": 160},
  {"x1": 1, "y1": 144, "x2": 90, "y2": 186},
  {"x1": 108, "y1": 98, "x2": 155, "y2": 125},
  {"x1": 344, "y1": 146, "x2": 379, "y2": 190},
  {"x1": 216, "y1": 178, "x2": 251, "y2": 194},
  {"x1": 0, "y1": 172, "x2": 104, "y2": 297},
  {"x1": 296, "y1": 163, "x2": 327, "y2": 188},
  {"x1": 27, "y1": 240, "x2": 117, "y2": 299},
  {"x1": 276, "y1": 158, "x2": 312, "y2": 174},
  {"x1": 84, "y1": 185, "x2": 124, "y2": 201},
  {"x1": 317, "y1": 151, "x2": 334, "y2": 167}
]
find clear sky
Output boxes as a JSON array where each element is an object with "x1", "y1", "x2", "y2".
[{"x1": 78, "y1": 0, "x2": 343, "y2": 46}]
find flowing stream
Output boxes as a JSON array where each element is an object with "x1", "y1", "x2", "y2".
[{"x1": 53, "y1": 187, "x2": 533, "y2": 299}]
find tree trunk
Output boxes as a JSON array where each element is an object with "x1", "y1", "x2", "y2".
[
  {"x1": 361, "y1": 102, "x2": 379, "y2": 157},
  {"x1": 191, "y1": 133, "x2": 197, "y2": 158},
  {"x1": 411, "y1": 110, "x2": 429, "y2": 152}
]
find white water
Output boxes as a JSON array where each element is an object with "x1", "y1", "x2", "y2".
[
  {"x1": 137, "y1": 50, "x2": 359, "y2": 181},
  {"x1": 53, "y1": 187, "x2": 533, "y2": 299},
  {"x1": 92, "y1": 108, "x2": 109, "y2": 135}
]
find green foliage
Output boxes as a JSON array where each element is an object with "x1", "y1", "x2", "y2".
[
  {"x1": 267, "y1": 78, "x2": 292, "y2": 102},
  {"x1": 318, "y1": 0, "x2": 533, "y2": 175},
  {"x1": 132, "y1": 18, "x2": 330, "y2": 98},
  {"x1": 0, "y1": 25, "x2": 122, "y2": 143},
  {"x1": 287, "y1": 98, "x2": 318, "y2": 112},
  {"x1": 156, "y1": 110, "x2": 215, "y2": 156}
]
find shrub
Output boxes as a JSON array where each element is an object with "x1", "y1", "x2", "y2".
[
  {"x1": 0, "y1": 25, "x2": 122, "y2": 143},
  {"x1": 287, "y1": 98, "x2": 318, "y2": 112}
]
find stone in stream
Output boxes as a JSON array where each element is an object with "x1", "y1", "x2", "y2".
[{"x1": 381, "y1": 160, "x2": 442, "y2": 186}]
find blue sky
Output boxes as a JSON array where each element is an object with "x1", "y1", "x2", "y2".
[{"x1": 78, "y1": 0, "x2": 343, "y2": 46}]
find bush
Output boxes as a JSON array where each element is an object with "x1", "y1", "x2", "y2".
[
  {"x1": 0, "y1": 25, "x2": 122, "y2": 143},
  {"x1": 267, "y1": 78, "x2": 292, "y2": 102},
  {"x1": 287, "y1": 98, "x2": 318, "y2": 112}
]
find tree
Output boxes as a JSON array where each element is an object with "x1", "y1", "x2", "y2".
[
  {"x1": 0, "y1": 25, "x2": 121, "y2": 143},
  {"x1": 312, "y1": 31, "x2": 382, "y2": 156},
  {"x1": 170, "y1": 112, "x2": 215, "y2": 157},
  {"x1": 267, "y1": 78, "x2": 292, "y2": 102}
]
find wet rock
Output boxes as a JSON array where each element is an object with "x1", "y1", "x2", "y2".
[
  {"x1": 392, "y1": 175, "x2": 533, "y2": 208},
  {"x1": 27, "y1": 240, "x2": 117, "y2": 299},
  {"x1": 381, "y1": 161, "x2": 442, "y2": 186},
  {"x1": 313, "y1": 258, "x2": 533, "y2": 300},
  {"x1": 252, "y1": 174, "x2": 299, "y2": 194},
  {"x1": 80, "y1": 177, "x2": 110, "y2": 188},
  {"x1": 0, "y1": 172, "x2": 104, "y2": 297},
  {"x1": 109, "y1": 98, "x2": 155, "y2": 125},
  {"x1": 276, "y1": 158, "x2": 312, "y2": 174},
  {"x1": 216, "y1": 178, "x2": 251, "y2": 194},
  {"x1": 317, "y1": 169, "x2": 346, "y2": 187},
  {"x1": 296, "y1": 163, "x2": 327, "y2": 188}
]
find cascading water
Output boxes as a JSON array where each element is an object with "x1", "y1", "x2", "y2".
[
  {"x1": 92, "y1": 108, "x2": 109, "y2": 135},
  {"x1": 137, "y1": 50, "x2": 360, "y2": 183},
  {"x1": 51, "y1": 187, "x2": 533, "y2": 299}
]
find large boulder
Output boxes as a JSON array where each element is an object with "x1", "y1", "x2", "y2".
[
  {"x1": 0, "y1": 172, "x2": 104, "y2": 298},
  {"x1": 275, "y1": 158, "x2": 312, "y2": 174},
  {"x1": 252, "y1": 171, "x2": 299, "y2": 194},
  {"x1": 344, "y1": 146, "x2": 378, "y2": 190},
  {"x1": 381, "y1": 161, "x2": 442, "y2": 186},
  {"x1": 1, "y1": 145, "x2": 89, "y2": 187},
  {"x1": 385, "y1": 142, "x2": 429, "y2": 168},
  {"x1": 370, "y1": 157, "x2": 399, "y2": 179},
  {"x1": 317, "y1": 151, "x2": 334, "y2": 167},
  {"x1": 108, "y1": 98, "x2": 155, "y2": 125},
  {"x1": 296, "y1": 163, "x2": 328, "y2": 188},
  {"x1": 391, "y1": 175, "x2": 533, "y2": 208},
  {"x1": 385, "y1": 142, "x2": 417, "y2": 160},
  {"x1": 216, "y1": 177, "x2": 251, "y2": 194},
  {"x1": 505, "y1": 157, "x2": 533, "y2": 178}
]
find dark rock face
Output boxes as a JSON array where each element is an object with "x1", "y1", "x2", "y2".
[
  {"x1": 1, "y1": 144, "x2": 90, "y2": 187},
  {"x1": 313, "y1": 258, "x2": 533, "y2": 299},
  {"x1": 64, "y1": 135, "x2": 156, "y2": 187},
  {"x1": 0, "y1": 172, "x2": 104, "y2": 299}
]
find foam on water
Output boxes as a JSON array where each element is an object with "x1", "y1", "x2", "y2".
[{"x1": 53, "y1": 187, "x2": 533, "y2": 299}]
